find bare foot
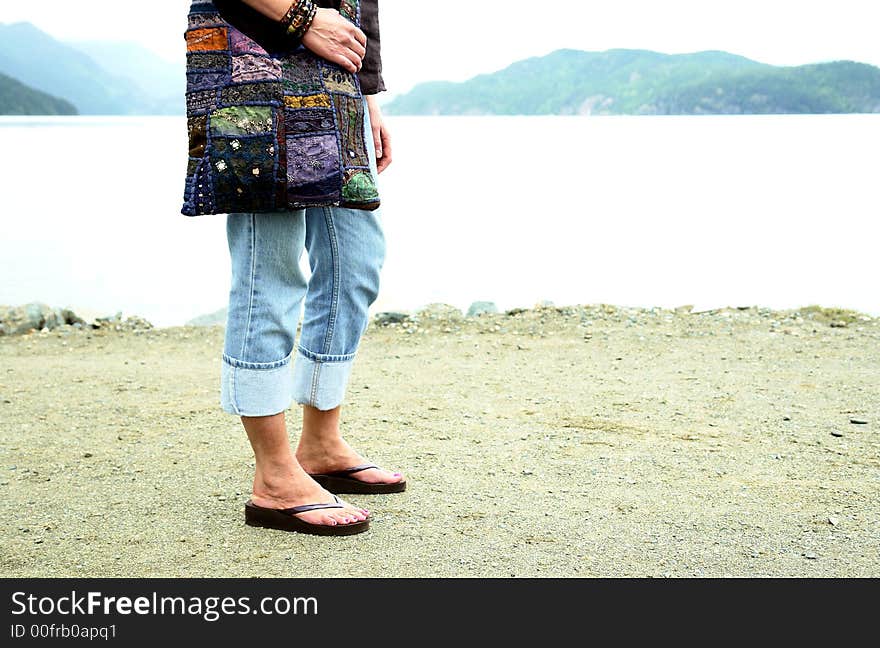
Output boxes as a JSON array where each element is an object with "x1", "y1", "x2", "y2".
[
  {"x1": 251, "y1": 461, "x2": 369, "y2": 527},
  {"x1": 296, "y1": 435, "x2": 404, "y2": 485}
]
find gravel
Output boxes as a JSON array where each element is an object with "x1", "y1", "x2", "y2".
[{"x1": 0, "y1": 302, "x2": 878, "y2": 577}]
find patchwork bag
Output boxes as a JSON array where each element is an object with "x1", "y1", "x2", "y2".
[{"x1": 181, "y1": 0, "x2": 380, "y2": 216}]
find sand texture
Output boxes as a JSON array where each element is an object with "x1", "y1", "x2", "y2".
[{"x1": 1, "y1": 303, "x2": 878, "y2": 577}]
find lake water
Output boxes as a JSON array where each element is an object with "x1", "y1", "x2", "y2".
[{"x1": 1, "y1": 114, "x2": 878, "y2": 327}]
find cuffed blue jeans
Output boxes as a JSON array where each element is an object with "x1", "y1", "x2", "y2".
[{"x1": 220, "y1": 99, "x2": 386, "y2": 416}]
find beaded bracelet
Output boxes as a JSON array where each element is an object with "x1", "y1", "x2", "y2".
[
  {"x1": 280, "y1": 0, "x2": 318, "y2": 44},
  {"x1": 279, "y1": 0, "x2": 300, "y2": 30}
]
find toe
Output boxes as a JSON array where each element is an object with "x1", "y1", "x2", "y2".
[
  {"x1": 358, "y1": 467, "x2": 404, "y2": 484},
  {"x1": 332, "y1": 511, "x2": 357, "y2": 525},
  {"x1": 335, "y1": 499, "x2": 367, "y2": 522},
  {"x1": 343, "y1": 504, "x2": 367, "y2": 520},
  {"x1": 327, "y1": 511, "x2": 346, "y2": 524},
  {"x1": 300, "y1": 512, "x2": 336, "y2": 526},
  {"x1": 379, "y1": 469, "x2": 404, "y2": 484}
]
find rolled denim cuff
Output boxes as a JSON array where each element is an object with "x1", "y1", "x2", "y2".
[
  {"x1": 292, "y1": 345, "x2": 356, "y2": 411},
  {"x1": 220, "y1": 352, "x2": 294, "y2": 416}
]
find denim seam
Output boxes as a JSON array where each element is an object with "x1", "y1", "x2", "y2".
[
  {"x1": 223, "y1": 349, "x2": 294, "y2": 370},
  {"x1": 320, "y1": 206, "x2": 341, "y2": 356},
  {"x1": 227, "y1": 362, "x2": 240, "y2": 415},
  {"x1": 296, "y1": 344, "x2": 357, "y2": 363},
  {"x1": 239, "y1": 213, "x2": 258, "y2": 361},
  {"x1": 311, "y1": 206, "x2": 341, "y2": 404},
  {"x1": 310, "y1": 362, "x2": 322, "y2": 405}
]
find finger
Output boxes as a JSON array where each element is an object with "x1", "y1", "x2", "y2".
[
  {"x1": 378, "y1": 127, "x2": 392, "y2": 172},
  {"x1": 351, "y1": 26, "x2": 367, "y2": 48},
  {"x1": 349, "y1": 37, "x2": 366, "y2": 59},
  {"x1": 342, "y1": 47, "x2": 363, "y2": 72},
  {"x1": 372, "y1": 125, "x2": 383, "y2": 159},
  {"x1": 335, "y1": 52, "x2": 358, "y2": 74}
]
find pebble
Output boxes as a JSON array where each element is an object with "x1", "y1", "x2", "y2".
[
  {"x1": 830, "y1": 430, "x2": 844, "y2": 437},
  {"x1": 374, "y1": 311, "x2": 409, "y2": 326},
  {"x1": 849, "y1": 418, "x2": 868, "y2": 425},
  {"x1": 828, "y1": 517, "x2": 839, "y2": 526},
  {"x1": 803, "y1": 552, "x2": 818, "y2": 560}
]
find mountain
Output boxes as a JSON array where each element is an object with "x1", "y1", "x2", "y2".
[
  {"x1": 67, "y1": 40, "x2": 184, "y2": 115},
  {"x1": 0, "y1": 71, "x2": 77, "y2": 115},
  {"x1": 0, "y1": 22, "x2": 183, "y2": 115},
  {"x1": 385, "y1": 49, "x2": 880, "y2": 116}
]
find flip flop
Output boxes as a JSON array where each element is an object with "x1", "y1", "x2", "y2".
[
  {"x1": 244, "y1": 494, "x2": 369, "y2": 536},
  {"x1": 309, "y1": 463, "x2": 407, "y2": 495}
]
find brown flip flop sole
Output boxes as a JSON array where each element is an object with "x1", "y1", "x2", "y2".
[
  {"x1": 311, "y1": 473, "x2": 407, "y2": 495},
  {"x1": 244, "y1": 498, "x2": 369, "y2": 536}
]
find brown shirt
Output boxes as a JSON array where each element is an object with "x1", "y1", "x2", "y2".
[{"x1": 214, "y1": 0, "x2": 386, "y2": 94}]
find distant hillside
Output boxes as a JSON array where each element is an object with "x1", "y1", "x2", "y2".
[
  {"x1": 0, "y1": 71, "x2": 77, "y2": 115},
  {"x1": 385, "y1": 49, "x2": 880, "y2": 115},
  {"x1": 67, "y1": 40, "x2": 184, "y2": 115},
  {"x1": 0, "y1": 22, "x2": 184, "y2": 115}
]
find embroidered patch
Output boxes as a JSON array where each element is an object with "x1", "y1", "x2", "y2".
[
  {"x1": 229, "y1": 29, "x2": 266, "y2": 55},
  {"x1": 333, "y1": 94, "x2": 369, "y2": 167},
  {"x1": 232, "y1": 55, "x2": 283, "y2": 83},
  {"x1": 281, "y1": 55, "x2": 323, "y2": 94},
  {"x1": 187, "y1": 71, "x2": 230, "y2": 92},
  {"x1": 211, "y1": 135, "x2": 277, "y2": 212},
  {"x1": 342, "y1": 169, "x2": 380, "y2": 204},
  {"x1": 187, "y1": 52, "x2": 229, "y2": 70},
  {"x1": 322, "y1": 68, "x2": 358, "y2": 95},
  {"x1": 186, "y1": 156, "x2": 216, "y2": 215},
  {"x1": 286, "y1": 134, "x2": 342, "y2": 201},
  {"x1": 188, "y1": 13, "x2": 226, "y2": 30},
  {"x1": 284, "y1": 108, "x2": 335, "y2": 135},
  {"x1": 186, "y1": 89, "x2": 219, "y2": 115},
  {"x1": 284, "y1": 94, "x2": 332, "y2": 109},
  {"x1": 339, "y1": 0, "x2": 358, "y2": 21},
  {"x1": 188, "y1": 115, "x2": 208, "y2": 157},
  {"x1": 186, "y1": 27, "x2": 228, "y2": 52},
  {"x1": 221, "y1": 82, "x2": 282, "y2": 105},
  {"x1": 209, "y1": 105, "x2": 274, "y2": 136}
]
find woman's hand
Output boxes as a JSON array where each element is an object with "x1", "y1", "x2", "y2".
[
  {"x1": 302, "y1": 8, "x2": 367, "y2": 74},
  {"x1": 366, "y1": 95, "x2": 392, "y2": 173}
]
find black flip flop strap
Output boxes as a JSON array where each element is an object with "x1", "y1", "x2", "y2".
[
  {"x1": 282, "y1": 495, "x2": 344, "y2": 515},
  {"x1": 324, "y1": 463, "x2": 379, "y2": 477}
]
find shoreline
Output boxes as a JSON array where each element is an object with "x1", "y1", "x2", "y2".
[{"x1": 1, "y1": 300, "x2": 877, "y2": 338}]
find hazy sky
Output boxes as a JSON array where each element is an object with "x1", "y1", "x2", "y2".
[{"x1": 2, "y1": 0, "x2": 879, "y2": 94}]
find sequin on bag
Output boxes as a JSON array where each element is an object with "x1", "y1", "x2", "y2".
[{"x1": 181, "y1": 0, "x2": 380, "y2": 216}]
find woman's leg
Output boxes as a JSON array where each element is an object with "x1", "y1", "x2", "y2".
[
  {"x1": 291, "y1": 100, "x2": 404, "y2": 485},
  {"x1": 241, "y1": 412, "x2": 367, "y2": 526},
  {"x1": 292, "y1": 203, "x2": 401, "y2": 484},
  {"x1": 222, "y1": 211, "x2": 368, "y2": 525}
]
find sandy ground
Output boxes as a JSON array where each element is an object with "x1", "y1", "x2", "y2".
[{"x1": 0, "y1": 303, "x2": 878, "y2": 577}]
